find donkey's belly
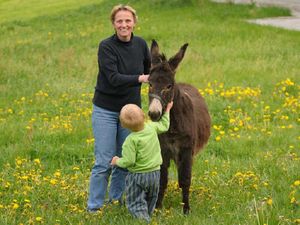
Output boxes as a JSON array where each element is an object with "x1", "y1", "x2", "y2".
[{"x1": 159, "y1": 134, "x2": 185, "y2": 164}]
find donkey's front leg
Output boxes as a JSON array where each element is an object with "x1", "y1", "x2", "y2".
[
  {"x1": 156, "y1": 155, "x2": 170, "y2": 209},
  {"x1": 178, "y1": 149, "x2": 192, "y2": 214}
]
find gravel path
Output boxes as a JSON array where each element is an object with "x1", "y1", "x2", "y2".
[{"x1": 212, "y1": 0, "x2": 300, "y2": 31}]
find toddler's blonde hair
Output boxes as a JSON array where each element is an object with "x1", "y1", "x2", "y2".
[{"x1": 120, "y1": 104, "x2": 144, "y2": 132}]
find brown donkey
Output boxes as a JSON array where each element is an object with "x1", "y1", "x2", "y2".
[{"x1": 148, "y1": 40, "x2": 211, "y2": 214}]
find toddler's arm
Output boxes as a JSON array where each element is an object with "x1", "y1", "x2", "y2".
[
  {"x1": 152, "y1": 101, "x2": 173, "y2": 133},
  {"x1": 165, "y1": 101, "x2": 173, "y2": 113}
]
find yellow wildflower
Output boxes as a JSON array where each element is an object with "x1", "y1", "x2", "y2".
[
  {"x1": 266, "y1": 198, "x2": 273, "y2": 206},
  {"x1": 290, "y1": 197, "x2": 296, "y2": 204},
  {"x1": 12, "y1": 203, "x2": 19, "y2": 209},
  {"x1": 50, "y1": 179, "x2": 57, "y2": 185},
  {"x1": 34, "y1": 159, "x2": 41, "y2": 165},
  {"x1": 36, "y1": 217, "x2": 43, "y2": 222},
  {"x1": 54, "y1": 171, "x2": 61, "y2": 178},
  {"x1": 294, "y1": 180, "x2": 300, "y2": 186}
]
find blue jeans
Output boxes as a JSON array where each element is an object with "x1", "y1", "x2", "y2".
[{"x1": 87, "y1": 105, "x2": 130, "y2": 210}]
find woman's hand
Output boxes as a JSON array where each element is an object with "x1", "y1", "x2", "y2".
[{"x1": 138, "y1": 74, "x2": 149, "y2": 83}]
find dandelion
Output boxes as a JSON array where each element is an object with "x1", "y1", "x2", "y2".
[
  {"x1": 290, "y1": 197, "x2": 296, "y2": 204},
  {"x1": 211, "y1": 171, "x2": 218, "y2": 176},
  {"x1": 24, "y1": 199, "x2": 31, "y2": 203},
  {"x1": 21, "y1": 175, "x2": 29, "y2": 181},
  {"x1": 50, "y1": 179, "x2": 57, "y2": 185},
  {"x1": 12, "y1": 203, "x2": 19, "y2": 209},
  {"x1": 5, "y1": 182, "x2": 11, "y2": 188},
  {"x1": 235, "y1": 172, "x2": 243, "y2": 177},
  {"x1": 213, "y1": 125, "x2": 221, "y2": 130},
  {"x1": 86, "y1": 138, "x2": 95, "y2": 144},
  {"x1": 266, "y1": 198, "x2": 273, "y2": 206},
  {"x1": 36, "y1": 217, "x2": 43, "y2": 222},
  {"x1": 54, "y1": 171, "x2": 61, "y2": 178},
  {"x1": 16, "y1": 159, "x2": 23, "y2": 166},
  {"x1": 34, "y1": 159, "x2": 41, "y2": 165},
  {"x1": 294, "y1": 180, "x2": 300, "y2": 186}
]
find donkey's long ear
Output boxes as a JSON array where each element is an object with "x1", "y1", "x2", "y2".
[
  {"x1": 151, "y1": 40, "x2": 161, "y2": 66},
  {"x1": 168, "y1": 43, "x2": 188, "y2": 71}
]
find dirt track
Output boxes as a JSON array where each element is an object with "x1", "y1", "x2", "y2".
[{"x1": 212, "y1": 0, "x2": 300, "y2": 31}]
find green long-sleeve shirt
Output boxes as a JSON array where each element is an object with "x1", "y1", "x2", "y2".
[{"x1": 116, "y1": 113, "x2": 170, "y2": 173}]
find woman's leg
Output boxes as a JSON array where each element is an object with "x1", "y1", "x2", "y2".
[
  {"x1": 87, "y1": 105, "x2": 119, "y2": 210},
  {"x1": 109, "y1": 120, "x2": 130, "y2": 202}
]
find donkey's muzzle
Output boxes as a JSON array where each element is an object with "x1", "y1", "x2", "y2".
[
  {"x1": 148, "y1": 111, "x2": 161, "y2": 122},
  {"x1": 148, "y1": 95, "x2": 163, "y2": 122}
]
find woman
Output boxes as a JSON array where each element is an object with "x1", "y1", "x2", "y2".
[{"x1": 87, "y1": 4, "x2": 151, "y2": 212}]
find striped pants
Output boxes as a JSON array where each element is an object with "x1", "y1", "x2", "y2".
[{"x1": 125, "y1": 170, "x2": 160, "y2": 223}]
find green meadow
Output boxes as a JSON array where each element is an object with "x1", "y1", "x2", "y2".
[{"x1": 0, "y1": 0, "x2": 299, "y2": 224}]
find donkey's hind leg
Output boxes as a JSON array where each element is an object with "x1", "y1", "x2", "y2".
[
  {"x1": 156, "y1": 153, "x2": 170, "y2": 209},
  {"x1": 178, "y1": 148, "x2": 192, "y2": 214}
]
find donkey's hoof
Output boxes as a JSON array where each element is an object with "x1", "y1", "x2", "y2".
[
  {"x1": 155, "y1": 203, "x2": 162, "y2": 209},
  {"x1": 183, "y1": 206, "x2": 190, "y2": 215}
]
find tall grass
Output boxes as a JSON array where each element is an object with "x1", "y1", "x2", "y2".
[{"x1": 0, "y1": 0, "x2": 299, "y2": 224}]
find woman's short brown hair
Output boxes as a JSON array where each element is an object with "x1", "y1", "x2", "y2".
[
  {"x1": 110, "y1": 4, "x2": 138, "y2": 23},
  {"x1": 120, "y1": 104, "x2": 144, "y2": 132}
]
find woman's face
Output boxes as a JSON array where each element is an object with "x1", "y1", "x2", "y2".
[{"x1": 113, "y1": 10, "x2": 135, "y2": 42}]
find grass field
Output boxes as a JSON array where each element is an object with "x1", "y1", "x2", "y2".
[{"x1": 0, "y1": 0, "x2": 299, "y2": 224}]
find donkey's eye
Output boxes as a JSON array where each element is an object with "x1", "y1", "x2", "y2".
[{"x1": 166, "y1": 84, "x2": 172, "y2": 89}]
